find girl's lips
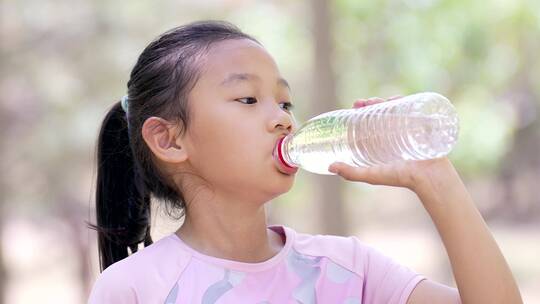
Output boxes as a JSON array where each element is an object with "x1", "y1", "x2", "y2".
[{"x1": 272, "y1": 137, "x2": 299, "y2": 175}]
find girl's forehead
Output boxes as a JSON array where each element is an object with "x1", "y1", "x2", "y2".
[
  {"x1": 207, "y1": 38, "x2": 265, "y2": 55},
  {"x1": 199, "y1": 39, "x2": 279, "y2": 84}
]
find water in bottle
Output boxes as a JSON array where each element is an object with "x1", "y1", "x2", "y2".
[{"x1": 272, "y1": 92, "x2": 460, "y2": 175}]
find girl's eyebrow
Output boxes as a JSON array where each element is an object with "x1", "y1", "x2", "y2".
[{"x1": 220, "y1": 73, "x2": 291, "y2": 91}]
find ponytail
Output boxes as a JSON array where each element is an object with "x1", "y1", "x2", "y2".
[{"x1": 89, "y1": 101, "x2": 153, "y2": 272}]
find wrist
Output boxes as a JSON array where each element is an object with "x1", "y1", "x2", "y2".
[
  {"x1": 409, "y1": 158, "x2": 466, "y2": 207},
  {"x1": 409, "y1": 157, "x2": 457, "y2": 191}
]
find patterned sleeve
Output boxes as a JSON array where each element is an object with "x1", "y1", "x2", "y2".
[{"x1": 352, "y1": 237, "x2": 426, "y2": 304}]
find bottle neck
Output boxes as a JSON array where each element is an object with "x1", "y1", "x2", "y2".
[{"x1": 278, "y1": 136, "x2": 296, "y2": 168}]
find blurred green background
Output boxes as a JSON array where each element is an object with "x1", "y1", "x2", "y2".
[{"x1": 1, "y1": 0, "x2": 539, "y2": 303}]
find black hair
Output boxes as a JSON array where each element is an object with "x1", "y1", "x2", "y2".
[{"x1": 88, "y1": 20, "x2": 260, "y2": 272}]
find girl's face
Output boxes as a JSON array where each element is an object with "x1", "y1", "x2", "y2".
[{"x1": 180, "y1": 38, "x2": 297, "y2": 203}]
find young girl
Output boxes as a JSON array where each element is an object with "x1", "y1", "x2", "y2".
[{"x1": 88, "y1": 20, "x2": 522, "y2": 303}]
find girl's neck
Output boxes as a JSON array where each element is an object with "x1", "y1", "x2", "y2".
[{"x1": 175, "y1": 213, "x2": 284, "y2": 263}]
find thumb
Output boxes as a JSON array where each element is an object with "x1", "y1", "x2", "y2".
[{"x1": 328, "y1": 162, "x2": 344, "y2": 174}]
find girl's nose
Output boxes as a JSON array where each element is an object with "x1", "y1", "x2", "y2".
[{"x1": 267, "y1": 102, "x2": 295, "y2": 133}]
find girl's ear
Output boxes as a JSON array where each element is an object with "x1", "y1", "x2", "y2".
[{"x1": 141, "y1": 117, "x2": 188, "y2": 164}]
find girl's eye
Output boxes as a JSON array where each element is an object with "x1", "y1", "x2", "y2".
[
  {"x1": 236, "y1": 97, "x2": 294, "y2": 112},
  {"x1": 236, "y1": 97, "x2": 258, "y2": 104},
  {"x1": 280, "y1": 102, "x2": 295, "y2": 112}
]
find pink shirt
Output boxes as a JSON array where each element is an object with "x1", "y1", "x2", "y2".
[{"x1": 88, "y1": 225, "x2": 425, "y2": 303}]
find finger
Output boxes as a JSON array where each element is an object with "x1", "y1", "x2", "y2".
[
  {"x1": 364, "y1": 97, "x2": 385, "y2": 106},
  {"x1": 328, "y1": 162, "x2": 378, "y2": 185},
  {"x1": 353, "y1": 99, "x2": 368, "y2": 108},
  {"x1": 387, "y1": 95, "x2": 403, "y2": 101},
  {"x1": 353, "y1": 97, "x2": 385, "y2": 108}
]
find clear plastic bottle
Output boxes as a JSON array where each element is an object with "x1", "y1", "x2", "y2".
[{"x1": 273, "y1": 92, "x2": 460, "y2": 175}]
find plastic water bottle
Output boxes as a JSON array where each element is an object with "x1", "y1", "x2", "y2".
[{"x1": 273, "y1": 92, "x2": 460, "y2": 175}]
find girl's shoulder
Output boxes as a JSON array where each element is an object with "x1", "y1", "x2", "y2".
[
  {"x1": 291, "y1": 227, "x2": 367, "y2": 276},
  {"x1": 289, "y1": 226, "x2": 425, "y2": 303},
  {"x1": 290, "y1": 226, "x2": 412, "y2": 278},
  {"x1": 88, "y1": 234, "x2": 191, "y2": 303}
]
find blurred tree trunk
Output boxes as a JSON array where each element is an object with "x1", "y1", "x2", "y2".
[
  {"x1": 0, "y1": 208, "x2": 5, "y2": 304},
  {"x1": 490, "y1": 31, "x2": 540, "y2": 223},
  {"x1": 310, "y1": 0, "x2": 348, "y2": 235},
  {"x1": 0, "y1": 79, "x2": 7, "y2": 304},
  {"x1": 495, "y1": 83, "x2": 540, "y2": 222},
  {"x1": 0, "y1": 118, "x2": 6, "y2": 304}
]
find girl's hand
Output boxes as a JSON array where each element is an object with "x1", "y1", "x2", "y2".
[{"x1": 328, "y1": 96, "x2": 455, "y2": 192}]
